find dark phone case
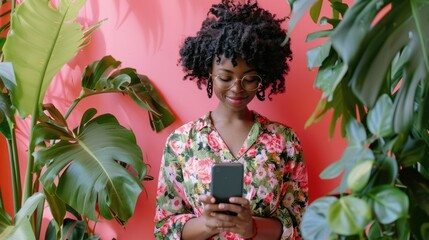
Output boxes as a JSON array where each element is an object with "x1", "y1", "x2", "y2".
[{"x1": 210, "y1": 163, "x2": 244, "y2": 204}]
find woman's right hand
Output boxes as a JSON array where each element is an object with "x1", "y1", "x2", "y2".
[
  {"x1": 198, "y1": 194, "x2": 222, "y2": 235},
  {"x1": 199, "y1": 195, "x2": 234, "y2": 235}
]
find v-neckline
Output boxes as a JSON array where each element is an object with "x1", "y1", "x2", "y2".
[{"x1": 209, "y1": 111, "x2": 260, "y2": 159}]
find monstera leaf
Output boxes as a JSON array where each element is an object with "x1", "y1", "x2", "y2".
[
  {"x1": 33, "y1": 108, "x2": 146, "y2": 223},
  {"x1": 76, "y1": 55, "x2": 175, "y2": 132},
  {"x1": 2, "y1": 0, "x2": 99, "y2": 118}
]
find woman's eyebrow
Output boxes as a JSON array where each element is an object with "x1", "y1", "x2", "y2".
[{"x1": 216, "y1": 68, "x2": 257, "y2": 74}]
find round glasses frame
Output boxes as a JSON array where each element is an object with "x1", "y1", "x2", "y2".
[{"x1": 210, "y1": 74, "x2": 262, "y2": 92}]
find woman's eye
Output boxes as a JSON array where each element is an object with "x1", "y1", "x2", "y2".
[
  {"x1": 217, "y1": 75, "x2": 233, "y2": 81},
  {"x1": 243, "y1": 76, "x2": 259, "y2": 82}
]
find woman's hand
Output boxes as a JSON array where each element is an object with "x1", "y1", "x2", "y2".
[
  {"x1": 210, "y1": 196, "x2": 255, "y2": 238},
  {"x1": 198, "y1": 194, "x2": 224, "y2": 235}
]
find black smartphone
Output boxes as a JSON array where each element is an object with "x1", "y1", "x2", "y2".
[{"x1": 210, "y1": 163, "x2": 244, "y2": 215}]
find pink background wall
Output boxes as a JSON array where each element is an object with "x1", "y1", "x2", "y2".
[{"x1": 0, "y1": 1, "x2": 347, "y2": 239}]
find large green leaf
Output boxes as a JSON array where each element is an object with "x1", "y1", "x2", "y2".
[
  {"x1": 366, "y1": 185, "x2": 409, "y2": 224},
  {"x1": 2, "y1": 0, "x2": 91, "y2": 118},
  {"x1": 78, "y1": 55, "x2": 175, "y2": 132},
  {"x1": 33, "y1": 109, "x2": 146, "y2": 223},
  {"x1": 327, "y1": 195, "x2": 372, "y2": 236},
  {"x1": 330, "y1": 0, "x2": 387, "y2": 66}
]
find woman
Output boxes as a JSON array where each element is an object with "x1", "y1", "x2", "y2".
[{"x1": 154, "y1": 1, "x2": 308, "y2": 239}]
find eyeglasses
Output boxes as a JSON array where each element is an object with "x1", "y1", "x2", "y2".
[{"x1": 210, "y1": 74, "x2": 262, "y2": 92}]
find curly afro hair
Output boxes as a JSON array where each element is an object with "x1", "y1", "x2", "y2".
[{"x1": 178, "y1": 0, "x2": 292, "y2": 99}]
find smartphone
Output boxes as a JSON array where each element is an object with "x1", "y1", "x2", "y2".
[{"x1": 210, "y1": 162, "x2": 244, "y2": 214}]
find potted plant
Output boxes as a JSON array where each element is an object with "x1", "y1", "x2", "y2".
[
  {"x1": 0, "y1": 0, "x2": 175, "y2": 239},
  {"x1": 287, "y1": 0, "x2": 429, "y2": 239}
]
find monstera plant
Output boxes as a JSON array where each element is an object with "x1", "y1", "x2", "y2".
[
  {"x1": 287, "y1": 0, "x2": 429, "y2": 239},
  {"x1": 0, "y1": 0, "x2": 174, "y2": 239}
]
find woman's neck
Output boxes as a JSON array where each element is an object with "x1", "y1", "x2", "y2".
[{"x1": 211, "y1": 105, "x2": 253, "y2": 124}]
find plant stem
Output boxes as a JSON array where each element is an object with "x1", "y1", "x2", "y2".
[
  {"x1": 22, "y1": 113, "x2": 38, "y2": 204},
  {"x1": 11, "y1": 0, "x2": 15, "y2": 14},
  {"x1": 64, "y1": 90, "x2": 121, "y2": 120},
  {"x1": 64, "y1": 97, "x2": 81, "y2": 120},
  {"x1": 7, "y1": 128, "x2": 22, "y2": 214}
]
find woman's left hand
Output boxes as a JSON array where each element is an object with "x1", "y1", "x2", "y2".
[{"x1": 211, "y1": 197, "x2": 255, "y2": 238}]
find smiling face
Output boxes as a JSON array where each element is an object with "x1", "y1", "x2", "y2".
[{"x1": 211, "y1": 55, "x2": 259, "y2": 112}]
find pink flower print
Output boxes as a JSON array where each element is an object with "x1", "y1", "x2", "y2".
[
  {"x1": 246, "y1": 185, "x2": 256, "y2": 199},
  {"x1": 246, "y1": 146, "x2": 257, "y2": 157},
  {"x1": 222, "y1": 231, "x2": 240, "y2": 240},
  {"x1": 294, "y1": 204, "x2": 302, "y2": 214},
  {"x1": 292, "y1": 162, "x2": 307, "y2": 182},
  {"x1": 244, "y1": 172, "x2": 252, "y2": 185},
  {"x1": 155, "y1": 208, "x2": 170, "y2": 220},
  {"x1": 266, "y1": 134, "x2": 285, "y2": 153},
  {"x1": 258, "y1": 133, "x2": 272, "y2": 145},
  {"x1": 171, "y1": 197, "x2": 183, "y2": 211},
  {"x1": 257, "y1": 185, "x2": 268, "y2": 199},
  {"x1": 266, "y1": 123, "x2": 279, "y2": 132},
  {"x1": 183, "y1": 156, "x2": 197, "y2": 179},
  {"x1": 174, "y1": 181, "x2": 187, "y2": 204},
  {"x1": 263, "y1": 192, "x2": 274, "y2": 204},
  {"x1": 166, "y1": 164, "x2": 177, "y2": 181},
  {"x1": 256, "y1": 115, "x2": 268, "y2": 125},
  {"x1": 284, "y1": 192, "x2": 294, "y2": 207},
  {"x1": 157, "y1": 182, "x2": 167, "y2": 196},
  {"x1": 196, "y1": 118, "x2": 208, "y2": 130},
  {"x1": 293, "y1": 141, "x2": 302, "y2": 153},
  {"x1": 170, "y1": 139, "x2": 186, "y2": 155},
  {"x1": 254, "y1": 150, "x2": 268, "y2": 164},
  {"x1": 284, "y1": 160, "x2": 295, "y2": 174},
  {"x1": 285, "y1": 141, "x2": 296, "y2": 157},
  {"x1": 268, "y1": 177, "x2": 278, "y2": 188},
  {"x1": 186, "y1": 139, "x2": 192, "y2": 148},
  {"x1": 177, "y1": 123, "x2": 192, "y2": 133},
  {"x1": 267, "y1": 163, "x2": 275, "y2": 178},
  {"x1": 159, "y1": 221, "x2": 172, "y2": 235},
  {"x1": 283, "y1": 225, "x2": 293, "y2": 239},
  {"x1": 208, "y1": 132, "x2": 222, "y2": 152},
  {"x1": 255, "y1": 166, "x2": 267, "y2": 180},
  {"x1": 194, "y1": 158, "x2": 213, "y2": 184}
]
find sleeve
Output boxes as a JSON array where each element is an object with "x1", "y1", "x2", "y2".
[
  {"x1": 153, "y1": 133, "x2": 196, "y2": 240},
  {"x1": 275, "y1": 130, "x2": 309, "y2": 240}
]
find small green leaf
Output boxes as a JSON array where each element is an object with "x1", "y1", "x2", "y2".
[
  {"x1": 366, "y1": 185, "x2": 409, "y2": 224},
  {"x1": 306, "y1": 30, "x2": 332, "y2": 42},
  {"x1": 346, "y1": 119, "x2": 367, "y2": 144},
  {"x1": 314, "y1": 60, "x2": 347, "y2": 101},
  {"x1": 301, "y1": 196, "x2": 337, "y2": 240},
  {"x1": 309, "y1": 0, "x2": 323, "y2": 23},
  {"x1": 367, "y1": 94, "x2": 393, "y2": 137},
  {"x1": 327, "y1": 195, "x2": 372, "y2": 235},
  {"x1": 307, "y1": 41, "x2": 332, "y2": 70},
  {"x1": 0, "y1": 62, "x2": 16, "y2": 91},
  {"x1": 347, "y1": 160, "x2": 374, "y2": 192},
  {"x1": 0, "y1": 93, "x2": 13, "y2": 139},
  {"x1": 62, "y1": 218, "x2": 85, "y2": 240}
]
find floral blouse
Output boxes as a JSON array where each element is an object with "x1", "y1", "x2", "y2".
[{"x1": 154, "y1": 111, "x2": 308, "y2": 240}]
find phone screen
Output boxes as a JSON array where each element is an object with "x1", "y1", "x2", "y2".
[{"x1": 210, "y1": 163, "x2": 244, "y2": 204}]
